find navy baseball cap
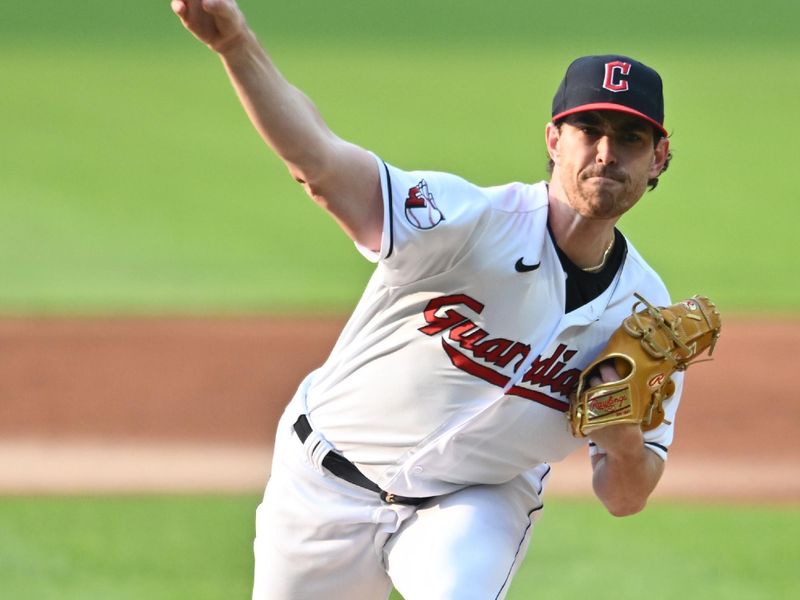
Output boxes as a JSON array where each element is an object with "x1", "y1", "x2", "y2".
[{"x1": 552, "y1": 55, "x2": 667, "y2": 136}]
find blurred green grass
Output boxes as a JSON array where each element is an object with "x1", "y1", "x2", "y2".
[
  {"x1": 1, "y1": 495, "x2": 797, "y2": 599},
  {"x1": 1, "y1": 0, "x2": 798, "y2": 313},
  {"x1": 0, "y1": 495, "x2": 256, "y2": 600}
]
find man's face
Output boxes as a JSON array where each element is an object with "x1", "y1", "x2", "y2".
[{"x1": 546, "y1": 111, "x2": 670, "y2": 220}]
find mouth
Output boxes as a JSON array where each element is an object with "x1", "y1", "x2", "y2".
[
  {"x1": 584, "y1": 175, "x2": 623, "y2": 185},
  {"x1": 582, "y1": 171, "x2": 626, "y2": 184}
]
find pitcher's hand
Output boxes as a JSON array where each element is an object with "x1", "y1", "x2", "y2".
[{"x1": 171, "y1": 0, "x2": 247, "y2": 54}]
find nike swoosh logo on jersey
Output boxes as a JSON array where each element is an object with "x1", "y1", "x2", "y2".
[{"x1": 515, "y1": 257, "x2": 541, "y2": 272}]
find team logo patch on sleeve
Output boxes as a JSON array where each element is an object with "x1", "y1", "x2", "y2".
[{"x1": 405, "y1": 180, "x2": 444, "y2": 230}]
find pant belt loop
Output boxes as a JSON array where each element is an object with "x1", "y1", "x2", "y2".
[
  {"x1": 293, "y1": 414, "x2": 432, "y2": 506},
  {"x1": 302, "y1": 429, "x2": 334, "y2": 476}
]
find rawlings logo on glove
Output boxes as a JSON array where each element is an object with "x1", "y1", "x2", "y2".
[{"x1": 568, "y1": 293, "x2": 722, "y2": 438}]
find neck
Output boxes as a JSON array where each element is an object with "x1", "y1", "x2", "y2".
[{"x1": 547, "y1": 187, "x2": 619, "y2": 270}]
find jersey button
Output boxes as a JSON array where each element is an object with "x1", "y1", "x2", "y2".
[{"x1": 413, "y1": 466, "x2": 424, "y2": 473}]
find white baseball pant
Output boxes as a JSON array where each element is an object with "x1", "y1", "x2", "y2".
[{"x1": 252, "y1": 390, "x2": 549, "y2": 600}]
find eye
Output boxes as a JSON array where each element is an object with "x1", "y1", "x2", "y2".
[{"x1": 621, "y1": 132, "x2": 645, "y2": 144}]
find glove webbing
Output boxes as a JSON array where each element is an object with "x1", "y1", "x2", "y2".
[{"x1": 624, "y1": 293, "x2": 709, "y2": 370}]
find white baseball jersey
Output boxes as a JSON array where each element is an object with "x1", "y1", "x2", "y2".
[{"x1": 301, "y1": 154, "x2": 682, "y2": 498}]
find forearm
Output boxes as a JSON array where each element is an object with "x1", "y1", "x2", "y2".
[
  {"x1": 173, "y1": 0, "x2": 382, "y2": 248},
  {"x1": 590, "y1": 425, "x2": 665, "y2": 516},
  {"x1": 218, "y1": 29, "x2": 336, "y2": 183}
]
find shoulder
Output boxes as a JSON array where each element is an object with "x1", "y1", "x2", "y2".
[
  {"x1": 483, "y1": 180, "x2": 550, "y2": 215},
  {"x1": 378, "y1": 161, "x2": 487, "y2": 226},
  {"x1": 382, "y1": 161, "x2": 484, "y2": 200},
  {"x1": 381, "y1": 159, "x2": 547, "y2": 216}
]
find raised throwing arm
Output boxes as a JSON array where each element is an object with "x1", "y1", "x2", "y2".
[{"x1": 171, "y1": 0, "x2": 383, "y2": 251}]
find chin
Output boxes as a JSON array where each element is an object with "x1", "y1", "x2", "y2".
[{"x1": 576, "y1": 192, "x2": 621, "y2": 219}]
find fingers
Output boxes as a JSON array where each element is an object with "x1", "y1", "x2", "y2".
[
  {"x1": 202, "y1": 0, "x2": 242, "y2": 30},
  {"x1": 172, "y1": 0, "x2": 246, "y2": 54},
  {"x1": 172, "y1": 0, "x2": 222, "y2": 21},
  {"x1": 597, "y1": 362, "x2": 620, "y2": 382},
  {"x1": 201, "y1": 0, "x2": 234, "y2": 19},
  {"x1": 587, "y1": 360, "x2": 622, "y2": 388},
  {"x1": 172, "y1": 0, "x2": 207, "y2": 37},
  {"x1": 588, "y1": 373, "x2": 603, "y2": 388},
  {"x1": 171, "y1": 0, "x2": 186, "y2": 17},
  {"x1": 201, "y1": 0, "x2": 226, "y2": 13}
]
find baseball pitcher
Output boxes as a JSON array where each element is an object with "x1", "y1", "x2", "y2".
[{"x1": 171, "y1": 1, "x2": 720, "y2": 598}]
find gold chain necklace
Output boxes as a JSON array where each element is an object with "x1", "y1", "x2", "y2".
[{"x1": 582, "y1": 236, "x2": 615, "y2": 273}]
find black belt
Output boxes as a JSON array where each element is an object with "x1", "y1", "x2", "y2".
[{"x1": 293, "y1": 414, "x2": 432, "y2": 506}]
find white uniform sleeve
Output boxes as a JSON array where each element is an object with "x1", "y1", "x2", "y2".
[{"x1": 356, "y1": 154, "x2": 490, "y2": 285}]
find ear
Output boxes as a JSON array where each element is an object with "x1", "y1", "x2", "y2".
[
  {"x1": 649, "y1": 136, "x2": 670, "y2": 178},
  {"x1": 545, "y1": 122, "x2": 561, "y2": 164}
]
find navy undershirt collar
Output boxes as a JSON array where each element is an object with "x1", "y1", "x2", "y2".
[{"x1": 547, "y1": 221, "x2": 628, "y2": 313}]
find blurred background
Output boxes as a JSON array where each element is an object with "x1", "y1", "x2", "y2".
[{"x1": 0, "y1": 1, "x2": 798, "y2": 598}]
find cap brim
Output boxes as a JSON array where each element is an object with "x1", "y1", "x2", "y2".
[{"x1": 552, "y1": 102, "x2": 668, "y2": 136}]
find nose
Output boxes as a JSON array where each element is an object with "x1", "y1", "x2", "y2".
[{"x1": 595, "y1": 135, "x2": 617, "y2": 165}]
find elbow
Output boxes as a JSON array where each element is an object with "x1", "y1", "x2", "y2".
[
  {"x1": 604, "y1": 497, "x2": 647, "y2": 518},
  {"x1": 288, "y1": 160, "x2": 325, "y2": 193},
  {"x1": 284, "y1": 133, "x2": 342, "y2": 197},
  {"x1": 287, "y1": 154, "x2": 337, "y2": 203}
]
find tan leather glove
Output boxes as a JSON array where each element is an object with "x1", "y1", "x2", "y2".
[{"x1": 568, "y1": 294, "x2": 722, "y2": 437}]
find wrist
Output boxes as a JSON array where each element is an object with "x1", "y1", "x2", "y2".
[
  {"x1": 588, "y1": 423, "x2": 645, "y2": 459},
  {"x1": 214, "y1": 27, "x2": 253, "y2": 58},
  {"x1": 601, "y1": 441, "x2": 648, "y2": 464}
]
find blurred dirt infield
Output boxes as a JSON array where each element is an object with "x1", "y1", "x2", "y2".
[{"x1": 1, "y1": 317, "x2": 798, "y2": 502}]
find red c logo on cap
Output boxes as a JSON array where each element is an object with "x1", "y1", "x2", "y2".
[{"x1": 603, "y1": 61, "x2": 631, "y2": 92}]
